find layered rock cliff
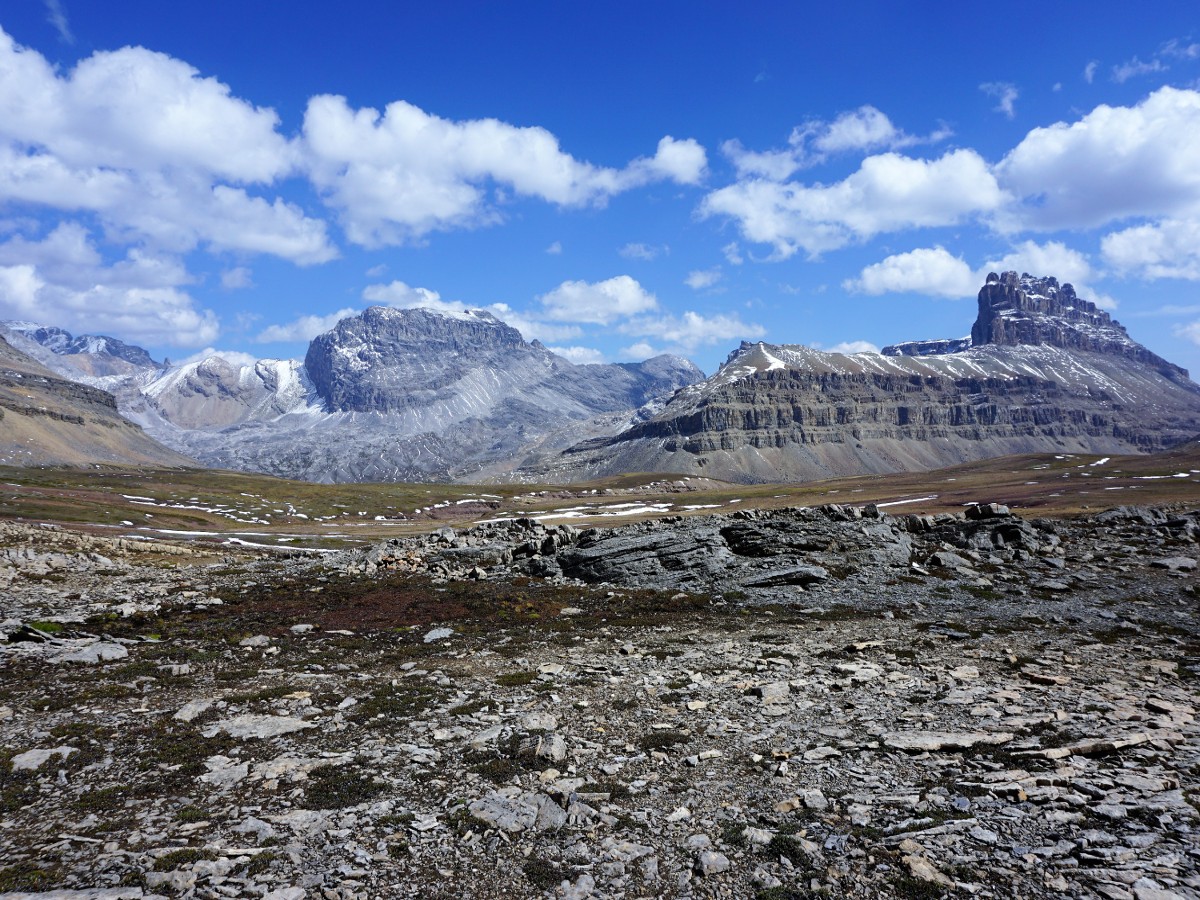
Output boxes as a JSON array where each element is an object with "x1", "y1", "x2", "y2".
[
  {"x1": 542, "y1": 273, "x2": 1200, "y2": 484},
  {"x1": 0, "y1": 336, "x2": 193, "y2": 468}
]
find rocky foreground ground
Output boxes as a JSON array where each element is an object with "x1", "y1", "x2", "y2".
[{"x1": 0, "y1": 503, "x2": 1197, "y2": 899}]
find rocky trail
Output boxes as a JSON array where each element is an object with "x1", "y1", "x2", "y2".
[{"x1": 0, "y1": 503, "x2": 1197, "y2": 899}]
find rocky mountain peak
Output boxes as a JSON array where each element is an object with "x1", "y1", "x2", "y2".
[
  {"x1": 304, "y1": 306, "x2": 537, "y2": 413},
  {"x1": 1, "y1": 321, "x2": 159, "y2": 375},
  {"x1": 970, "y1": 271, "x2": 1187, "y2": 379}
]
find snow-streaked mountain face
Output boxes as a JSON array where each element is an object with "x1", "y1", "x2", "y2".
[
  {"x1": 113, "y1": 306, "x2": 704, "y2": 483},
  {"x1": 0, "y1": 335, "x2": 193, "y2": 469},
  {"x1": 542, "y1": 273, "x2": 1200, "y2": 484},
  {"x1": 1, "y1": 321, "x2": 160, "y2": 380}
]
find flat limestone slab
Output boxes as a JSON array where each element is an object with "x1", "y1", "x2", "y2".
[
  {"x1": 203, "y1": 715, "x2": 316, "y2": 740},
  {"x1": 883, "y1": 731, "x2": 1014, "y2": 752}
]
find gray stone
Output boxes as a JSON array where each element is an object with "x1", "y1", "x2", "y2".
[
  {"x1": 695, "y1": 850, "x2": 731, "y2": 876},
  {"x1": 50, "y1": 642, "x2": 128, "y2": 664},
  {"x1": 203, "y1": 715, "x2": 316, "y2": 740}
]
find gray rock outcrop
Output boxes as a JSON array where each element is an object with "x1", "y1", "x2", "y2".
[{"x1": 543, "y1": 273, "x2": 1200, "y2": 484}]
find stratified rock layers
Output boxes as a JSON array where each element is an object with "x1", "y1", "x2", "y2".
[{"x1": 552, "y1": 273, "x2": 1200, "y2": 483}]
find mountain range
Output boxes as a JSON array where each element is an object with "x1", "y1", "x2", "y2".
[
  {"x1": 4, "y1": 271, "x2": 1199, "y2": 484},
  {"x1": 541, "y1": 272, "x2": 1200, "y2": 483},
  {"x1": 0, "y1": 333, "x2": 191, "y2": 469},
  {"x1": 2, "y1": 308, "x2": 703, "y2": 482}
]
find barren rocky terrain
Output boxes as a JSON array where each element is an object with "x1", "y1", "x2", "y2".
[{"x1": 1, "y1": 498, "x2": 1197, "y2": 899}]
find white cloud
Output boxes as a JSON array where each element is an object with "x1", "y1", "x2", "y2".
[
  {"x1": 0, "y1": 262, "x2": 217, "y2": 346},
  {"x1": 256, "y1": 308, "x2": 357, "y2": 343},
  {"x1": 618, "y1": 242, "x2": 666, "y2": 261},
  {"x1": 0, "y1": 28, "x2": 335, "y2": 264},
  {"x1": 721, "y1": 105, "x2": 950, "y2": 181},
  {"x1": 640, "y1": 135, "x2": 707, "y2": 184},
  {"x1": 826, "y1": 340, "x2": 880, "y2": 355},
  {"x1": 815, "y1": 105, "x2": 911, "y2": 153},
  {"x1": 220, "y1": 266, "x2": 253, "y2": 290},
  {"x1": 547, "y1": 345, "x2": 606, "y2": 364},
  {"x1": 684, "y1": 268, "x2": 721, "y2": 290},
  {"x1": 847, "y1": 240, "x2": 1112, "y2": 308},
  {"x1": 0, "y1": 34, "x2": 293, "y2": 181},
  {"x1": 545, "y1": 240, "x2": 562, "y2": 255},
  {"x1": 538, "y1": 275, "x2": 659, "y2": 324},
  {"x1": 980, "y1": 82, "x2": 1019, "y2": 119},
  {"x1": 362, "y1": 279, "x2": 581, "y2": 343},
  {"x1": 1112, "y1": 56, "x2": 1167, "y2": 84},
  {"x1": 620, "y1": 341, "x2": 660, "y2": 359},
  {"x1": 720, "y1": 140, "x2": 806, "y2": 181},
  {"x1": 43, "y1": 0, "x2": 73, "y2": 44},
  {"x1": 1175, "y1": 321, "x2": 1200, "y2": 346},
  {"x1": 722, "y1": 242, "x2": 743, "y2": 265},
  {"x1": 702, "y1": 149, "x2": 1003, "y2": 258},
  {"x1": 1160, "y1": 39, "x2": 1200, "y2": 61},
  {"x1": 1102, "y1": 218, "x2": 1200, "y2": 280},
  {"x1": 619, "y1": 310, "x2": 765, "y2": 350},
  {"x1": 482, "y1": 305, "x2": 582, "y2": 343},
  {"x1": 302, "y1": 94, "x2": 706, "y2": 245},
  {"x1": 1084, "y1": 60, "x2": 1098, "y2": 83},
  {"x1": 362, "y1": 279, "x2": 444, "y2": 309},
  {"x1": 985, "y1": 240, "x2": 1093, "y2": 288},
  {"x1": 0, "y1": 224, "x2": 218, "y2": 346},
  {"x1": 844, "y1": 246, "x2": 977, "y2": 298},
  {"x1": 996, "y1": 87, "x2": 1200, "y2": 232}
]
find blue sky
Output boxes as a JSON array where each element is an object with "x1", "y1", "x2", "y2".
[{"x1": 2, "y1": 2, "x2": 1200, "y2": 376}]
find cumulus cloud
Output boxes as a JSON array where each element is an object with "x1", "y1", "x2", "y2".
[
  {"x1": 980, "y1": 82, "x2": 1019, "y2": 119},
  {"x1": 844, "y1": 246, "x2": 977, "y2": 298},
  {"x1": 846, "y1": 240, "x2": 1111, "y2": 307},
  {"x1": 702, "y1": 149, "x2": 1004, "y2": 258},
  {"x1": 721, "y1": 106, "x2": 950, "y2": 181},
  {"x1": 362, "y1": 279, "x2": 444, "y2": 309},
  {"x1": 547, "y1": 345, "x2": 606, "y2": 364},
  {"x1": 0, "y1": 224, "x2": 218, "y2": 346},
  {"x1": 0, "y1": 262, "x2": 217, "y2": 346},
  {"x1": 537, "y1": 275, "x2": 659, "y2": 324},
  {"x1": 1102, "y1": 218, "x2": 1200, "y2": 280},
  {"x1": 302, "y1": 94, "x2": 706, "y2": 245},
  {"x1": 985, "y1": 240, "x2": 1093, "y2": 289},
  {"x1": 1084, "y1": 60, "x2": 1098, "y2": 83},
  {"x1": 996, "y1": 87, "x2": 1200, "y2": 232},
  {"x1": 0, "y1": 28, "x2": 334, "y2": 264},
  {"x1": 722, "y1": 243, "x2": 743, "y2": 265},
  {"x1": 362, "y1": 279, "x2": 582, "y2": 343},
  {"x1": 684, "y1": 268, "x2": 721, "y2": 290},
  {"x1": 545, "y1": 240, "x2": 562, "y2": 255},
  {"x1": 256, "y1": 308, "x2": 357, "y2": 342},
  {"x1": 621, "y1": 341, "x2": 660, "y2": 359}
]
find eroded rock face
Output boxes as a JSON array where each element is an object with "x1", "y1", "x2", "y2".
[
  {"x1": 132, "y1": 307, "x2": 703, "y2": 483},
  {"x1": 971, "y1": 271, "x2": 1188, "y2": 379},
  {"x1": 545, "y1": 273, "x2": 1200, "y2": 484},
  {"x1": 304, "y1": 306, "x2": 701, "y2": 418}
]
